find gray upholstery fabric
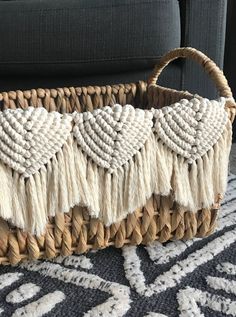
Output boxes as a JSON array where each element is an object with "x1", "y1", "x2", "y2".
[
  {"x1": 225, "y1": 0, "x2": 236, "y2": 95},
  {"x1": 0, "y1": 0, "x2": 228, "y2": 99},
  {"x1": 0, "y1": 0, "x2": 181, "y2": 76},
  {"x1": 179, "y1": 0, "x2": 227, "y2": 99},
  {"x1": 224, "y1": 0, "x2": 236, "y2": 139},
  {"x1": 0, "y1": 63, "x2": 183, "y2": 92}
]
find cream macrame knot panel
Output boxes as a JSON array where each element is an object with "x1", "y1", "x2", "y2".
[
  {"x1": 73, "y1": 104, "x2": 153, "y2": 172},
  {"x1": 152, "y1": 97, "x2": 228, "y2": 163},
  {"x1": 0, "y1": 98, "x2": 229, "y2": 177},
  {"x1": 0, "y1": 97, "x2": 232, "y2": 235},
  {"x1": 0, "y1": 107, "x2": 72, "y2": 177}
]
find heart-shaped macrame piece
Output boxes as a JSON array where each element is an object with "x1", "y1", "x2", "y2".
[
  {"x1": 152, "y1": 97, "x2": 228, "y2": 163},
  {"x1": 0, "y1": 107, "x2": 72, "y2": 177},
  {"x1": 73, "y1": 104, "x2": 153, "y2": 172}
]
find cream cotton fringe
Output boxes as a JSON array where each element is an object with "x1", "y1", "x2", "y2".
[{"x1": 0, "y1": 99, "x2": 233, "y2": 235}]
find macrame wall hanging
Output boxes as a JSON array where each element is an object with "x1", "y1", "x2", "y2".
[{"x1": 0, "y1": 96, "x2": 232, "y2": 236}]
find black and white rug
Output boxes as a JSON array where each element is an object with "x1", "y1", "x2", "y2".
[{"x1": 0, "y1": 174, "x2": 236, "y2": 317}]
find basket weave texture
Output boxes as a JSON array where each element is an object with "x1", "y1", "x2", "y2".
[{"x1": 0, "y1": 47, "x2": 235, "y2": 265}]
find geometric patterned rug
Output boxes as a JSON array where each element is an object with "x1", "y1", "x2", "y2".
[{"x1": 0, "y1": 174, "x2": 236, "y2": 317}]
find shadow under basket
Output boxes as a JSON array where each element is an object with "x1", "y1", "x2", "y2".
[{"x1": 0, "y1": 47, "x2": 235, "y2": 265}]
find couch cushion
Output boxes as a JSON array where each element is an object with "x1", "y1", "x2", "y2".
[
  {"x1": 0, "y1": 62, "x2": 182, "y2": 92},
  {"x1": 0, "y1": 0, "x2": 181, "y2": 76}
]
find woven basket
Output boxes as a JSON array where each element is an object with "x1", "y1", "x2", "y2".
[{"x1": 0, "y1": 47, "x2": 235, "y2": 265}]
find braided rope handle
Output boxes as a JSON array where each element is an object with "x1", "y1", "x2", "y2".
[
  {"x1": 148, "y1": 47, "x2": 231, "y2": 97},
  {"x1": 148, "y1": 47, "x2": 236, "y2": 122}
]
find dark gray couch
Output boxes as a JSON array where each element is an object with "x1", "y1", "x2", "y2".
[
  {"x1": 224, "y1": 0, "x2": 236, "y2": 139},
  {"x1": 0, "y1": 0, "x2": 227, "y2": 101}
]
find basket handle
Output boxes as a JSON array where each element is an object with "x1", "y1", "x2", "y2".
[{"x1": 148, "y1": 47, "x2": 233, "y2": 98}]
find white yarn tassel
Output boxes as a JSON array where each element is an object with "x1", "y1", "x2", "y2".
[
  {"x1": 136, "y1": 151, "x2": 146, "y2": 204},
  {"x1": 117, "y1": 167, "x2": 125, "y2": 217},
  {"x1": 197, "y1": 157, "x2": 209, "y2": 208},
  {"x1": 63, "y1": 138, "x2": 75, "y2": 207},
  {"x1": 12, "y1": 172, "x2": 30, "y2": 230},
  {"x1": 17, "y1": 175, "x2": 28, "y2": 230},
  {"x1": 217, "y1": 120, "x2": 232, "y2": 194},
  {"x1": 69, "y1": 133, "x2": 158, "y2": 226},
  {"x1": 153, "y1": 139, "x2": 172, "y2": 195},
  {"x1": 154, "y1": 119, "x2": 232, "y2": 212},
  {"x1": 172, "y1": 155, "x2": 195, "y2": 210},
  {"x1": 110, "y1": 169, "x2": 119, "y2": 223},
  {"x1": 47, "y1": 157, "x2": 59, "y2": 216},
  {"x1": 34, "y1": 172, "x2": 47, "y2": 223},
  {"x1": 189, "y1": 160, "x2": 199, "y2": 209},
  {"x1": 40, "y1": 166, "x2": 48, "y2": 214},
  {"x1": 202, "y1": 149, "x2": 214, "y2": 205},
  {"x1": 123, "y1": 161, "x2": 131, "y2": 212},
  {"x1": 100, "y1": 170, "x2": 112, "y2": 223},
  {"x1": 0, "y1": 163, "x2": 13, "y2": 221},
  {"x1": 57, "y1": 148, "x2": 70, "y2": 213},
  {"x1": 142, "y1": 134, "x2": 153, "y2": 194},
  {"x1": 46, "y1": 134, "x2": 80, "y2": 217},
  {"x1": 65, "y1": 136, "x2": 80, "y2": 206},
  {"x1": 73, "y1": 143, "x2": 91, "y2": 208},
  {"x1": 26, "y1": 175, "x2": 46, "y2": 235},
  {"x1": 87, "y1": 158, "x2": 100, "y2": 216}
]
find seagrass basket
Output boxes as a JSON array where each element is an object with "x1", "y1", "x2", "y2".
[{"x1": 0, "y1": 47, "x2": 235, "y2": 265}]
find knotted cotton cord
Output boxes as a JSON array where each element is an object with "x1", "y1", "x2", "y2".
[{"x1": 0, "y1": 97, "x2": 232, "y2": 235}]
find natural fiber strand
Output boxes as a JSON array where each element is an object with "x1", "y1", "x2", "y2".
[{"x1": 0, "y1": 99, "x2": 233, "y2": 236}]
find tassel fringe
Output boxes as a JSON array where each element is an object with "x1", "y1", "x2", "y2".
[{"x1": 0, "y1": 121, "x2": 232, "y2": 235}]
